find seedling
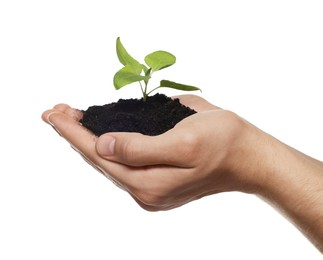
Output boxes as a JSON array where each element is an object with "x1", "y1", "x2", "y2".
[{"x1": 113, "y1": 37, "x2": 201, "y2": 101}]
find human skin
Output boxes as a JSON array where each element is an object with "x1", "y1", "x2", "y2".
[{"x1": 42, "y1": 95, "x2": 323, "y2": 252}]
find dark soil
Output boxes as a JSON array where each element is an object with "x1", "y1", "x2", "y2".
[{"x1": 80, "y1": 93, "x2": 196, "y2": 136}]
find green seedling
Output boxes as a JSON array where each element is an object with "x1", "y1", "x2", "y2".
[{"x1": 113, "y1": 37, "x2": 201, "y2": 101}]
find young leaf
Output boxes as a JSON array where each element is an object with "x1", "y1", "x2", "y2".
[
  {"x1": 116, "y1": 37, "x2": 142, "y2": 74},
  {"x1": 114, "y1": 65, "x2": 150, "y2": 90},
  {"x1": 141, "y1": 63, "x2": 150, "y2": 76},
  {"x1": 142, "y1": 65, "x2": 152, "y2": 86},
  {"x1": 144, "y1": 51, "x2": 176, "y2": 72},
  {"x1": 160, "y1": 80, "x2": 201, "y2": 92}
]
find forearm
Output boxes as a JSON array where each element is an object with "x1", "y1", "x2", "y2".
[
  {"x1": 241, "y1": 125, "x2": 323, "y2": 252},
  {"x1": 264, "y1": 141, "x2": 323, "y2": 252}
]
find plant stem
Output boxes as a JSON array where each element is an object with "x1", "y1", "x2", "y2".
[
  {"x1": 146, "y1": 86, "x2": 161, "y2": 97},
  {"x1": 139, "y1": 81, "x2": 146, "y2": 100},
  {"x1": 139, "y1": 70, "x2": 154, "y2": 101},
  {"x1": 142, "y1": 80, "x2": 149, "y2": 102}
]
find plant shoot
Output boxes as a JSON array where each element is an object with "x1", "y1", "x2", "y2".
[{"x1": 113, "y1": 37, "x2": 201, "y2": 101}]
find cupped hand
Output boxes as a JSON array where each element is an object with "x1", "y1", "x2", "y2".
[{"x1": 42, "y1": 95, "x2": 253, "y2": 211}]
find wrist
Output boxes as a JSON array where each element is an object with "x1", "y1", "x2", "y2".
[
  {"x1": 228, "y1": 119, "x2": 323, "y2": 251},
  {"x1": 219, "y1": 115, "x2": 272, "y2": 194}
]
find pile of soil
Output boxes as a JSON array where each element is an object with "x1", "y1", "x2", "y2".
[{"x1": 80, "y1": 93, "x2": 196, "y2": 136}]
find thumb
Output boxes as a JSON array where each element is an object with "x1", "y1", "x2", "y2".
[{"x1": 95, "y1": 132, "x2": 186, "y2": 167}]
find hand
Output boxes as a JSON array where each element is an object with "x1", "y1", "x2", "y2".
[
  {"x1": 42, "y1": 95, "x2": 323, "y2": 251},
  {"x1": 42, "y1": 95, "x2": 259, "y2": 211}
]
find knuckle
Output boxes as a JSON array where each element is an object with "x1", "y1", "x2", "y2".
[
  {"x1": 120, "y1": 139, "x2": 140, "y2": 164},
  {"x1": 178, "y1": 132, "x2": 201, "y2": 162},
  {"x1": 221, "y1": 110, "x2": 246, "y2": 136},
  {"x1": 117, "y1": 134, "x2": 146, "y2": 165}
]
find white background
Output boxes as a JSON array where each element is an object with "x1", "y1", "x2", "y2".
[{"x1": 1, "y1": 0, "x2": 322, "y2": 259}]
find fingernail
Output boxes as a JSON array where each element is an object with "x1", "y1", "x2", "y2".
[
  {"x1": 97, "y1": 135, "x2": 116, "y2": 156},
  {"x1": 46, "y1": 112, "x2": 62, "y2": 136}
]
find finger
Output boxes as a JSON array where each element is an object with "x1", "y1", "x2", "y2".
[
  {"x1": 43, "y1": 109, "x2": 98, "y2": 160},
  {"x1": 96, "y1": 130, "x2": 197, "y2": 167},
  {"x1": 53, "y1": 104, "x2": 83, "y2": 121},
  {"x1": 42, "y1": 104, "x2": 83, "y2": 123},
  {"x1": 43, "y1": 109, "x2": 137, "y2": 189}
]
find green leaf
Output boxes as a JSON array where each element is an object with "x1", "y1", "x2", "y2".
[
  {"x1": 116, "y1": 37, "x2": 142, "y2": 74},
  {"x1": 144, "y1": 51, "x2": 176, "y2": 72},
  {"x1": 113, "y1": 65, "x2": 150, "y2": 90},
  {"x1": 160, "y1": 80, "x2": 201, "y2": 92},
  {"x1": 141, "y1": 63, "x2": 150, "y2": 76},
  {"x1": 141, "y1": 65, "x2": 151, "y2": 86}
]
